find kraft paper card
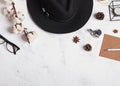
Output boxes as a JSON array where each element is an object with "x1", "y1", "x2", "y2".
[{"x1": 100, "y1": 34, "x2": 120, "y2": 61}]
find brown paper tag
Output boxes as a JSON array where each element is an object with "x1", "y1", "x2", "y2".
[{"x1": 100, "y1": 34, "x2": 120, "y2": 61}]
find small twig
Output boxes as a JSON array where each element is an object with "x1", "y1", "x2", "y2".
[
  {"x1": 11, "y1": 2, "x2": 18, "y2": 17},
  {"x1": 11, "y1": 2, "x2": 30, "y2": 44},
  {"x1": 23, "y1": 28, "x2": 30, "y2": 44}
]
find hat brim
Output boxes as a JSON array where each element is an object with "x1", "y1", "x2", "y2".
[{"x1": 27, "y1": 0, "x2": 93, "y2": 33}]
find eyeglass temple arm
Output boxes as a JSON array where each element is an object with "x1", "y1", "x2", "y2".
[{"x1": 0, "y1": 34, "x2": 7, "y2": 41}]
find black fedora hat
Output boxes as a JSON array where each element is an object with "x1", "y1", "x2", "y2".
[{"x1": 27, "y1": 0, "x2": 93, "y2": 33}]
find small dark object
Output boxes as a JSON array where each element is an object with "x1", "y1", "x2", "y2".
[
  {"x1": 95, "y1": 29, "x2": 102, "y2": 36},
  {"x1": 96, "y1": 12, "x2": 105, "y2": 20},
  {"x1": 73, "y1": 36, "x2": 80, "y2": 43},
  {"x1": 87, "y1": 29, "x2": 102, "y2": 38},
  {"x1": 113, "y1": 29, "x2": 119, "y2": 33},
  {"x1": 27, "y1": 0, "x2": 93, "y2": 33},
  {"x1": 83, "y1": 44, "x2": 92, "y2": 51}
]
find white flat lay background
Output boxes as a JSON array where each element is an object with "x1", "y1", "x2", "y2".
[{"x1": 0, "y1": 0, "x2": 120, "y2": 86}]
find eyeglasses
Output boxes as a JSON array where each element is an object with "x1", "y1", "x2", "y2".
[{"x1": 0, "y1": 34, "x2": 20, "y2": 55}]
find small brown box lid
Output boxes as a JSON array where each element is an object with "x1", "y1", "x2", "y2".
[{"x1": 100, "y1": 34, "x2": 120, "y2": 61}]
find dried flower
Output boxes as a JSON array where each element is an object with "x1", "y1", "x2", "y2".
[
  {"x1": 27, "y1": 31, "x2": 38, "y2": 43},
  {"x1": 2, "y1": 0, "x2": 37, "y2": 44},
  {"x1": 12, "y1": 23, "x2": 24, "y2": 34},
  {"x1": 13, "y1": 12, "x2": 25, "y2": 23},
  {"x1": 73, "y1": 36, "x2": 80, "y2": 43},
  {"x1": 2, "y1": 7, "x2": 14, "y2": 18}
]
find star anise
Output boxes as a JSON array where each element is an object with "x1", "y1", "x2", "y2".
[{"x1": 73, "y1": 36, "x2": 80, "y2": 43}]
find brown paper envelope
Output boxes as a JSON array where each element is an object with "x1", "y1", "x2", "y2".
[{"x1": 100, "y1": 34, "x2": 120, "y2": 61}]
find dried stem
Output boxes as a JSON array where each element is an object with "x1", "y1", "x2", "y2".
[
  {"x1": 23, "y1": 28, "x2": 30, "y2": 44},
  {"x1": 11, "y1": 2, "x2": 18, "y2": 17},
  {"x1": 11, "y1": 2, "x2": 30, "y2": 44}
]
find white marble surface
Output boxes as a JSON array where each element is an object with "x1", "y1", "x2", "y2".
[{"x1": 0, "y1": 0, "x2": 120, "y2": 86}]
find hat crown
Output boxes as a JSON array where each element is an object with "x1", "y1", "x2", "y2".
[
  {"x1": 27, "y1": 0, "x2": 93, "y2": 33},
  {"x1": 42, "y1": 0, "x2": 79, "y2": 22}
]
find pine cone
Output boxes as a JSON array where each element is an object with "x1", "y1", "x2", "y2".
[
  {"x1": 83, "y1": 44, "x2": 92, "y2": 51},
  {"x1": 96, "y1": 12, "x2": 105, "y2": 20}
]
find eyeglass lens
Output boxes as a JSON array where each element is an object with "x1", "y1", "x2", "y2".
[
  {"x1": 6, "y1": 43, "x2": 20, "y2": 55},
  {"x1": 0, "y1": 38, "x2": 5, "y2": 44}
]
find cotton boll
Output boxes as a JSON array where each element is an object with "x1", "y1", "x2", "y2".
[
  {"x1": 12, "y1": 26, "x2": 19, "y2": 34},
  {"x1": 13, "y1": 17, "x2": 22, "y2": 23},
  {"x1": 2, "y1": 7, "x2": 14, "y2": 18},
  {"x1": 13, "y1": 12, "x2": 25, "y2": 23},
  {"x1": 16, "y1": 25, "x2": 24, "y2": 32},
  {"x1": 9, "y1": 9, "x2": 14, "y2": 17},
  {"x1": 27, "y1": 31, "x2": 37, "y2": 43},
  {"x1": 12, "y1": 23, "x2": 24, "y2": 34},
  {"x1": 2, "y1": 7, "x2": 9, "y2": 16},
  {"x1": 16, "y1": 24, "x2": 24, "y2": 33},
  {"x1": 17, "y1": 12, "x2": 25, "y2": 21},
  {"x1": 3, "y1": 0, "x2": 13, "y2": 4},
  {"x1": 6, "y1": 11, "x2": 14, "y2": 18},
  {"x1": 7, "y1": 5, "x2": 15, "y2": 16}
]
